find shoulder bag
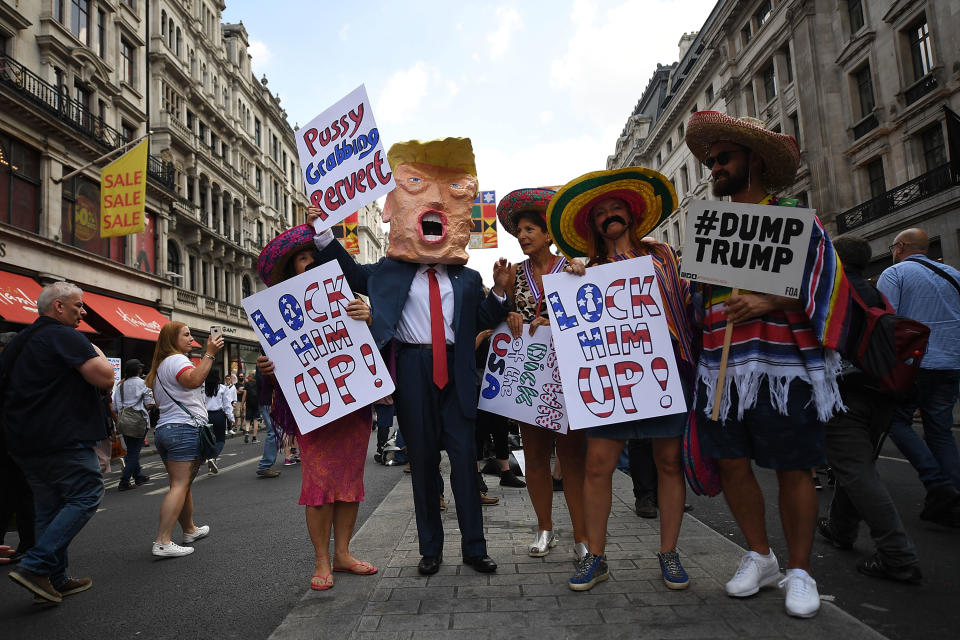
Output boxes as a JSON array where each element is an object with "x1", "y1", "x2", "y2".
[
  {"x1": 155, "y1": 366, "x2": 218, "y2": 461},
  {"x1": 905, "y1": 256, "x2": 960, "y2": 298},
  {"x1": 117, "y1": 380, "x2": 149, "y2": 439}
]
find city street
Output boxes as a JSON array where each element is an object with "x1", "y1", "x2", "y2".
[{"x1": 2, "y1": 423, "x2": 956, "y2": 639}]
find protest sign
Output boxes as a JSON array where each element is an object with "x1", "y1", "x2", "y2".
[
  {"x1": 100, "y1": 139, "x2": 148, "y2": 237},
  {"x1": 241, "y1": 260, "x2": 395, "y2": 434},
  {"x1": 543, "y1": 257, "x2": 686, "y2": 430},
  {"x1": 295, "y1": 84, "x2": 394, "y2": 231},
  {"x1": 478, "y1": 323, "x2": 568, "y2": 434},
  {"x1": 680, "y1": 199, "x2": 815, "y2": 297}
]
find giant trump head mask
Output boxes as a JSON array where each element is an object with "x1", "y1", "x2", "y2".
[{"x1": 383, "y1": 138, "x2": 478, "y2": 264}]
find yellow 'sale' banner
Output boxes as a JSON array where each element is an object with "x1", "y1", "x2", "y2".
[{"x1": 100, "y1": 139, "x2": 148, "y2": 238}]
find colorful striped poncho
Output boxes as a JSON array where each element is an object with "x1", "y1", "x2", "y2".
[{"x1": 696, "y1": 197, "x2": 852, "y2": 423}]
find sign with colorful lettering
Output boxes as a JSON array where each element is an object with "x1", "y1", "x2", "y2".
[
  {"x1": 478, "y1": 323, "x2": 568, "y2": 434},
  {"x1": 542, "y1": 257, "x2": 686, "y2": 429},
  {"x1": 100, "y1": 139, "x2": 148, "y2": 238},
  {"x1": 241, "y1": 260, "x2": 395, "y2": 433},
  {"x1": 680, "y1": 199, "x2": 815, "y2": 297},
  {"x1": 295, "y1": 84, "x2": 395, "y2": 232}
]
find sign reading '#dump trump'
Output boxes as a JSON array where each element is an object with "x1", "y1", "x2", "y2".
[
  {"x1": 680, "y1": 199, "x2": 815, "y2": 297},
  {"x1": 543, "y1": 257, "x2": 686, "y2": 430},
  {"x1": 295, "y1": 84, "x2": 395, "y2": 231},
  {"x1": 478, "y1": 323, "x2": 568, "y2": 434},
  {"x1": 241, "y1": 260, "x2": 394, "y2": 434}
]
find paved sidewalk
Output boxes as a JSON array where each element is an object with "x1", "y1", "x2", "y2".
[{"x1": 270, "y1": 464, "x2": 886, "y2": 640}]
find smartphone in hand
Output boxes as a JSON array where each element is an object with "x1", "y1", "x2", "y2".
[{"x1": 210, "y1": 325, "x2": 222, "y2": 340}]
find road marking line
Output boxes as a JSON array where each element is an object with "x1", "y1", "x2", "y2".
[
  {"x1": 878, "y1": 455, "x2": 910, "y2": 464},
  {"x1": 141, "y1": 456, "x2": 261, "y2": 495}
]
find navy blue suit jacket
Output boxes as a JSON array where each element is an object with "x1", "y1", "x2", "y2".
[{"x1": 317, "y1": 240, "x2": 508, "y2": 420}]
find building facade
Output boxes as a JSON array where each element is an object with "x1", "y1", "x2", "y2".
[
  {"x1": 609, "y1": 0, "x2": 960, "y2": 275},
  {"x1": 0, "y1": 0, "x2": 384, "y2": 377}
]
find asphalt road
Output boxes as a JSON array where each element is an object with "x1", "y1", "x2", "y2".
[
  {"x1": 684, "y1": 423, "x2": 959, "y2": 640},
  {"x1": 1, "y1": 428, "x2": 404, "y2": 640}
]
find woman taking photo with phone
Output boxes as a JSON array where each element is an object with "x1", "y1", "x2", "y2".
[{"x1": 145, "y1": 322, "x2": 223, "y2": 558}]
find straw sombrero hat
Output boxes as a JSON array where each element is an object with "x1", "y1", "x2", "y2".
[
  {"x1": 257, "y1": 224, "x2": 315, "y2": 286},
  {"x1": 547, "y1": 167, "x2": 677, "y2": 260},
  {"x1": 684, "y1": 111, "x2": 800, "y2": 189},
  {"x1": 496, "y1": 188, "x2": 555, "y2": 236}
]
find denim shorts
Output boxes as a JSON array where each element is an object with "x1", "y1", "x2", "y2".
[
  {"x1": 696, "y1": 378, "x2": 825, "y2": 470},
  {"x1": 155, "y1": 423, "x2": 202, "y2": 463}
]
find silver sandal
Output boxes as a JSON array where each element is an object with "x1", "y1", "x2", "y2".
[
  {"x1": 528, "y1": 530, "x2": 558, "y2": 557},
  {"x1": 574, "y1": 541, "x2": 589, "y2": 562}
]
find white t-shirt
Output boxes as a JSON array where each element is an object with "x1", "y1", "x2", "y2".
[{"x1": 153, "y1": 354, "x2": 207, "y2": 427}]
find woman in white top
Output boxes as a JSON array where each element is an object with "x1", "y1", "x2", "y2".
[
  {"x1": 112, "y1": 358, "x2": 156, "y2": 490},
  {"x1": 203, "y1": 367, "x2": 234, "y2": 475},
  {"x1": 145, "y1": 321, "x2": 223, "y2": 558}
]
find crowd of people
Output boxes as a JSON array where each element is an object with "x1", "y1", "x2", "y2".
[{"x1": 1, "y1": 110, "x2": 957, "y2": 623}]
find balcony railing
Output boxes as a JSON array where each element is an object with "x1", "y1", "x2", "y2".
[
  {"x1": 904, "y1": 73, "x2": 937, "y2": 106},
  {"x1": 836, "y1": 163, "x2": 960, "y2": 233},
  {"x1": 147, "y1": 154, "x2": 176, "y2": 190}
]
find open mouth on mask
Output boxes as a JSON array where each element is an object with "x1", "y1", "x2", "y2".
[{"x1": 418, "y1": 210, "x2": 447, "y2": 244}]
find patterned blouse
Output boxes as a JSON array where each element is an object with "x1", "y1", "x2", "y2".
[{"x1": 512, "y1": 255, "x2": 568, "y2": 322}]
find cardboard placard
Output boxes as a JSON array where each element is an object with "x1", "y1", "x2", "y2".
[
  {"x1": 680, "y1": 199, "x2": 815, "y2": 297},
  {"x1": 477, "y1": 323, "x2": 568, "y2": 434},
  {"x1": 295, "y1": 84, "x2": 394, "y2": 231},
  {"x1": 241, "y1": 260, "x2": 395, "y2": 434},
  {"x1": 543, "y1": 256, "x2": 686, "y2": 430}
]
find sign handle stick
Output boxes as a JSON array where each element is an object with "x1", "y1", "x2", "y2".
[{"x1": 710, "y1": 287, "x2": 738, "y2": 422}]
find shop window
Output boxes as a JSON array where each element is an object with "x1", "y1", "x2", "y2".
[{"x1": 60, "y1": 168, "x2": 124, "y2": 261}]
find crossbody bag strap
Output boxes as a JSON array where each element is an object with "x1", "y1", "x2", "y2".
[
  {"x1": 155, "y1": 368, "x2": 200, "y2": 424},
  {"x1": 905, "y1": 256, "x2": 960, "y2": 298}
]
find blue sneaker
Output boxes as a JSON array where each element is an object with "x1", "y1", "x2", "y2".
[
  {"x1": 569, "y1": 552, "x2": 609, "y2": 591},
  {"x1": 658, "y1": 550, "x2": 690, "y2": 590}
]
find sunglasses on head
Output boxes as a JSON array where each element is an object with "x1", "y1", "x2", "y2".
[{"x1": 704, "y1": 148, "x2": 746, "y2": 169}]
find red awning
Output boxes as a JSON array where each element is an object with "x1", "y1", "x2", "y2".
[
  {"x1": 0, "y1": 270, "x2": 97, "y2": 332},
  {"x1": 81, "y1": 291, "x2": 168, "y2": 341}
]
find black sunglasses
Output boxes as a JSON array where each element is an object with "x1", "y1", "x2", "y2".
[{"x1": 704, "y1": 149, "x2": 746, "y2": 169}]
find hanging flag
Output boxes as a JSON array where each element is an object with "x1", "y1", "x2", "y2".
[
  {"x1": 471, "y1": 190, "x2": 497, "y2": 249},
  {"x1": 331, "y1": 211, "x2": 361, "y2": 255},
  {"x1": 100, "y1": 139, "x2": 148, "y2": 237}
]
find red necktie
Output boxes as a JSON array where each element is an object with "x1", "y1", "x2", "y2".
[{"x1": 426, "y1": 267, "x2": 448, "y2": 389}]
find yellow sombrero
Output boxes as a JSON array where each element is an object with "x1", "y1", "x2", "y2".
[{"x1": 547, "y1": 167, "x2": 677, "y2": 260}]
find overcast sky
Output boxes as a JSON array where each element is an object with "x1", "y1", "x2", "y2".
[{"x1": 222, "y1": 0, "x2": 716, "y2": 282}]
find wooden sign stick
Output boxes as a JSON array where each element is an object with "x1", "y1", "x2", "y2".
[{"x1": 710, "y1": 287, "x2": 738, "y2": 422}]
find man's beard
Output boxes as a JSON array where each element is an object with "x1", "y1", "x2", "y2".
[{"x1": 712, "y1": 167, "x2": 749, "y2": 197}]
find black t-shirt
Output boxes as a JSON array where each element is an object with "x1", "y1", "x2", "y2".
[
  {"x1": 243, "y1": 380, "x2": 258, "y2": 406},
  {"x1": 0, "y1": 316, "x2": 107, "y2": 456}
]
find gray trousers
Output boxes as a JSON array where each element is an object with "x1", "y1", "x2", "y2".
[{"x1": 825, "y1": 386, "x2": 919, "y2": 568}]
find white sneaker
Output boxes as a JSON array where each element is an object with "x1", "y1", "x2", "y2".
[
  {"x1": 183, "y1": 525, "x2": 210, "y2": 544},
  {"x1": 152, "y1": 541, "x2": 194, "y2": 558},
  {"x1": 207, "y1": 459, "x2": 218, "y2": 475},
  {"x1": 725, "y1": 550, "x2": 781, "y2": 597},
  {"x1": 779, "y1": 569, "x2": 820, "y2": 618}
]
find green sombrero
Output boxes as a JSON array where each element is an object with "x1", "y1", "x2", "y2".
[{"x1": 547, "y1": 167, "x2": 678, "y2": 260}]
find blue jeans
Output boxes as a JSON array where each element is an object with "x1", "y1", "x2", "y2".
[
  {"x1": 13, "y1": 447, "x2": 103, "y2": 584},
  {"x1": 120, "y1": 435, "x2": 146, "y2": 486},
  {"x1": 257, "y1": 408, "x2": 279, "y2": 471},
  {"x1": 888, "y1": 369, "x2": 960, "y2": 490}
]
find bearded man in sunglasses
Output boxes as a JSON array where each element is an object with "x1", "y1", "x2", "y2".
[{"x1": 684, "y1": 113, "x2": 852, "y2": 619}]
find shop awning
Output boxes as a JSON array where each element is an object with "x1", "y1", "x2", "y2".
[
  {"x1": 81, "y1": 291, "x2": 168, "y2": 342},
  {"x1": 0, "y1": 270, "x2": 97, "y2": 332}
]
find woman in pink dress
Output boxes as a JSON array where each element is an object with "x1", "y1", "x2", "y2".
[{"x1": 256, "y1": 224, "x2": 377, "y2": 591}]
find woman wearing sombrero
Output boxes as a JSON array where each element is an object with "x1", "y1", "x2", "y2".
[
  {"x1": 497, "y1": 188, "x2": 588, "y2": 561},
  {"x1": 547, "y1": 168, "x2": 698, "y2": 592},
  {"x1": 255, "y1": 225, "x2": 378, "y2": 591}
]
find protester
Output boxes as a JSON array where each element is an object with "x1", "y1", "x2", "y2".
[
  {"x1": 224, "y1": 374, "x2": 239, "y2": 435},
  {"x1": 0, "y1": 331, "x2": 35, "y2": 564},
  {"x1": 255, "y1": 224, "x2": 378, "y2": 591},
  {"x1": 311, "y1": 137, "x2": 511, "y2": 576},
  {"x1": 203, "y1": 367, "x2": 234, "y2": 475},
  {"x1": 817, "y1": 235, "x2": 921, "y2": 582},
  {"x1": 547, "y1": 168, "x2": 696, "y2": 592},
  {"x1": 497, "y1": 187, "x2": 586, "y2": 560},
  {"x1": 1, "y1": 281, "x2": 115, "y2": 603},
  {"x1": 112, "y1": 359, "x2": 155, "y2": 491},
  {"x1": 242, "y1": 373, "x2": 260, "y2": 443},
  {"x1": 146, "y1": 321, "x2": 223, "y2": 558},
  {"x1": 877, "y1": 228, "x2": 960, "y2": 527},
  {"x1": 254, "y1": 367, "x2": 281, "y2": 479},
  {"x1": 684, "y1": 111, "x2": 853, "y2": 618}
]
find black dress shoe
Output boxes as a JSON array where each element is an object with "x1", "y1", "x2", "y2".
[
  {"x1": 500, "y1": 469, "x2": 527, "y2": 488},
  {"x1": 462, "y1": 554, "x2": 497, "y2": 573},
  {"x1": 418, "y1": 555, "x2": 442, "y2": 575}
]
